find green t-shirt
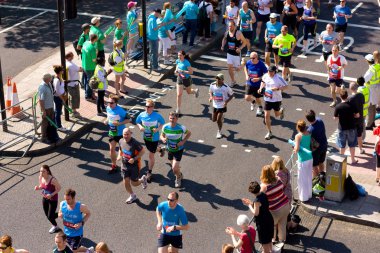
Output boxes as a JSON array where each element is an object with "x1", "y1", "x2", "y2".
[
  {"x1": 114, "y1": 28, "x2": 128, "y2": 46},
  {"x1": 89, "y1": 25, "x2": 105, "y2": 51},
  {"x1": 273, "y1": 33, "x2": 296, "y2": 57},
  {"x1": 78, "y1": 32, "x2": 89, "y2": 47},
  {"x1": 81, "y1": 41, "x2": 97, "y2": 71}
]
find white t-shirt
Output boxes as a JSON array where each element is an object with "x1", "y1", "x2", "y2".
[
  {"x1": 199, "y1": 1, "x2": 214, "y2": 18},
  {"x1": 295, "y1": 0, "x2": 305, "y2": 9},
  {"x1": 53, "y1": 78, "x2": 65, "y2": 96},
  {"x1": 326, "y1": 54, "x2": 347, "y2": 79},
  {"x1": 66, "y1": 60, "x2": 80, "y2": 87},
  {"x1": 258, "y1": 0, "x2": 272, "y2": 15},
  {"x1": 226, "y1": 5, "x2": 239, "y2": 25},
  {"x1": 261, "y1": 73, "x2": 288, "y2": 102},
  {"x1": 209, "y1": 82, "x2": 234, "y2": 108}
]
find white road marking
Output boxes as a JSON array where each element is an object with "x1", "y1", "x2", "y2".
[
  {"x1": 296, "y1": 108, "x2": 303, "y2": 111},
  {"x1": 244, "y1": 149, "x2": 252, "y2": 152},
  {"x1": 327, "y1": 129, "x2": 339, "y2": 144},
  {"x1": 0, "y1": 11, "x2": 47, "y2": 34},
  {"x1": 200, "y1": 55, "x2": 227, "y2": 62},
  {"x1": 319, "y1": 112, "x2": 326, "y2": 116},
  {"x1": 198, "y1": 139, "x2": 204, "y2": 143},
  {"x1": 0, "y1": 5, "x2": 115, "y2": 19},
  {"x1": 351, "y1": 2, "x2": 363, "y2": 13},
  {"x1": 317, "y1": 19, "x2": 380, "y2": 31},
  {"x1": 277, "y1": 66, "x2": 356, "y2": 82},
  {"x1": 221, "y1": 144, "x2": 228, "y2": 148}
]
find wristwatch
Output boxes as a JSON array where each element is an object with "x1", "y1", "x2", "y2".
[{"x1": 173, "y1": 225, "x2": 177, "y2": 231}]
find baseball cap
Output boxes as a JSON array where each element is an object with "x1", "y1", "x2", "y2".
[
  {"x1": 216, "y1": 73, "x2": 224, "y2": 80},
  {"x1": 81, "y1": 23, "x2": 90, "y2": 30},
  {"x1": 268, "y1": 65, "x2": 277, "y2": 72},
  {"x1": 91, "y1": 17, "x2": 101, "y2": 25},
  {"x1": 269, "y1": 13, "x2": 277, "y2": 19},
  {"x1": 365, "y1": 54, "x2": 374, "y2": 62},
  {"x1": 128, "y1": 1, "x2": 137, "y2": 9},
  {"x1": 154, "y1": 8, "x2": 161, "y2": 13}
]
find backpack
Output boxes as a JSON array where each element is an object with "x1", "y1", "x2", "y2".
[
  {"x1": 198, "y1": 2, "x2": 210, "y2": 21},
  {"x1": 344, "y1": 174, "x2": 359, "y2": 200},
  {"x1": 89, "y1": 76, "x2": 100, "y2": 90},
  {"x1": 108, "y1": 50, "x2": 121, "y2": 66}
]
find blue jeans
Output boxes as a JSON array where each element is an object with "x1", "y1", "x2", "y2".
[
  {"x1": 183, "y1": 19, "x2": 198, "y2": 46},
  {"x1": 84, "y1": 70, "x2": 94, "y2": 98},
  {"x1": 54, "y1": 96, "x2": 63, "y2": 128},
  {"x1": 149, "y1": 39, "x2": 159, "y2": 69},
  {"x1": 337, "y1": 129, "x2": 358, "y2": 148}
]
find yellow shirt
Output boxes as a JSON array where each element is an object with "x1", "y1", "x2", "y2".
[{"x1": 273, "y1": 33, "x2": 296, "y2": 57}]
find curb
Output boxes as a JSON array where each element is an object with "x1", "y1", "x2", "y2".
[{"x1": 301, "y1": 202, "x2": 380, "y2": 229}]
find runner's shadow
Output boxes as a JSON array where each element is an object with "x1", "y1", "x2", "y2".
[
  {"x1": 136, "y1": 194, "x2": 160, "y2": 211},
  {"x1": 226, "y1": 130, "x2": 280, "y2": 152},
  {"x1": 80, "y1": 237, "x2": 97, "y2": 249}
]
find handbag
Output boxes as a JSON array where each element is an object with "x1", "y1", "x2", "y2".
[{"x1": 246, "y1": 229, "x2": 257, "y2": 253}]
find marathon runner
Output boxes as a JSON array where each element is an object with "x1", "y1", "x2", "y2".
[
  {"x1": 161, "y1": 112, "x2": 191, "y2": 188},
  {"x1": 327, "y1": 45, "x2": 348, "y2": 107},
  {"x1": 264, "y1": 13, "x2": 282, "y2": 68},
  {"x1": 319, "y1": 23, "x2": 339, "y2": 74},
  {"x1": 282, "y1": 0, "x2": 298, "y2": 37},
  {"x1": 221, "y1": 21, "x2": 247, "y2": 87},
  {"x1": 238, "y1": 1, "x2": 256, "y2": 56},
  {"x1": 259, "y1": 66, "x2": 288, "y2": 140},
  {"x1": 136, "y1": 99, "x2": 166, "y2": 183},
  {"x1": 333, "y1": 0, "x2": 352, "y2": 49},
  {"x1": 243, "y1": 52, "x2": 268, "y2": 115},
  {"x1": 209, "y1": 73, "x2": 234, "y2": 139},
  {"x1": 301, "y1": 0, "x2": 317, "y2": 55},
  {"x1": 224, "y1": 1, "x2": 239, "y2": 29},
  {"x1": 253, "y1": 0, "x2": 272, "y2": 45},
  {"x1": 53, "y1": 232, "x2": 73, "y2": 253},
  {"x1": 117, "y1": 128, "x2": 147, "y2": 204}
]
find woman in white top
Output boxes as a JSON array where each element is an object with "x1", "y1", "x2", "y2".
[
  {"x1": 52, "y1": 65, "x2": 67, "y2": 132},
  {"x1": 254, "y1": 0, "x2": 273, "y2": 44}
]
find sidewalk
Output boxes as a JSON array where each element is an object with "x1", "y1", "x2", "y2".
[{"x1": 301, "y1": 127, "x2": 380, "y2": 228}]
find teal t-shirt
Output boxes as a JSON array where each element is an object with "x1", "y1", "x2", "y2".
[
  {"x1": 106, "y1": 105, "x2": 129, "y2": 137},
  {"x1": 127, "y1": 10, "x2": 138, "y2": 34},
  {"x1": 176, "y1": 59, "x2": 191, "y2": 79},
  {"x1": 136, "y1": 111, "x2": 165, "y2": 142},
  {"x1": 157, "y1": 18, "x2": 168, "y2": 39},
  {"x1": 298, "y1": 134, "x2": 313, "y2": 162}
]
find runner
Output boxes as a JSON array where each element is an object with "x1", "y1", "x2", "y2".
[
  {"x1": 58, "y1": 189, "x2": 93, "y2": 253},
  {"x1": 243, "y1": 52, "x2": 268, "y2": 115},
  {"x1": 161, "y1": 112, "x2": 191, "y2": 188},
  {"x1": 209, "y1": 73, "x2": 234, "y2": 139},
  {"x1": 156, "y1": 192, "x2": 189, "y2": 253},
  {"x1": 333, "y1": 0, "x2": 352, "y2": 49},
  {"x1": 272, "y1": 25, "x2": 296, "y2": 83},
  {"x1": 238, "y1": 1, "x2": 256, "y2": 56},
  {"x1": 136, "y1": 99, "x2": 166, "y2": 182},
  {"x1": 253, "y1": 0, "x2": 272, "y2": 46},
  {"x1": 117, "y1": 128, "x2": 147, "y2": 204},
  {"x1": 175, "y1": 50, "x2": 199, "y2": 115},
  {"x1": 220, "y1": 21, "x2": 246, "y2": 87},
  {"x1": 34, "y1": 164, "x2": 61, "y2": 234},
  {"x1": 295, "y1": 0, "x2": 305, "y2": 35},
  {"x1": 104, "y1": 94, "x2": 131, "y2": 174},
  {"x1": 264, "y1": 13, "x2": 282, "y2": 68},
  {"x1": 282, "y1": 0, "x2": 298, "y2": 37},
  {"x1": 224, "y1": 1, "x2": 239, "y2": 29},
  {"x1": 259, "y1": 66, "x2": 288, "y2": 140},
  {"x1": 0, "y1": 235, "x2": 29, "y2": 253},
  {"x1": 326, "y1": 45, "x2": 348, "y2": 107},
  {"x1": 301, "y1": 0, "x2": 317, "y2": 55},
  {"x1": 319, "y1": 23, "x2": 339, "y2": 73},
  {"x1": 53, "y1": 232, "x2": 73, "y2": 253}
]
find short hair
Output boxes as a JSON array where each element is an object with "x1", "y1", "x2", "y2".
[
  {"x1": 109, "y1": 94, "x2": 119, "y2": 104},
  {"x1": 146, "y1": 99, "x2": 155, "y2": 106},
  {"x1": 169, "y1": 191, "x2": 179, "y2": 200},
  {"x1": 0, "y1": 235, "x2": 12, "y2": 247},
  {"x1": 260, "y1": 165, "x2": 277, "y2": 184},
  {"x1": 53, "y1": 65, "x2": 64, "y2": 74},
  {"x1": 169, "y1": 111, "x2": 179, "y2": 118},
  {"x1": 349, "y1": 82, "x2": 359, "y2": 91},
  {"x1": 248, "y1": 181, "x2": 260, "y2": 194},
  {"x1": 55, "y1": 231, "x2": 67, "y2": 241},
  {"x1": 64, "y1": 188, "x2": 76, "y2": 198},
  {"x1": 296, "y1": 120, "x2": 307, "y2": 133},
  {"x1": 41, "y1": 164, "x2": 52, "y2": 176},
  {"x1": 357, "y1": 76, "x2": 365, "y2": 86},
  {"x1": 90, "y1": 34, "x2": 98, "y2": 42},
  {"x1": 222, "y1": 244, "x2": 234, "y2": 253},
  {"x1": 65, "y1": 51, "x2": 74, "y2": 59},
  {"x1": 340, "y1": 89, "x2": 348, "y2": 99},
  {"x1": 282, "y1": 25, "x2": 288, "y2": 31},
  {"x1": 332, "y1": 44, "x2": 339, "y2": 51},
  {"x1": 95, "y1": 242, "x2": 110, "y2": 253},
  {"x1": 237, "y1": 214, "x2": 250, "y2": 226},
  {"x1": 305, "y1": 109, "x2": 316, "y2": 123}
]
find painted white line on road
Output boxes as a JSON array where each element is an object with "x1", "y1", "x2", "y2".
[
  {"x1": 0, "y1": 5, "x2": 115, "y2": 19},
  {"x1": 221, "y1": 144, "x2": 228, "y2": 148},
  {"x1": 296, "y1": 108, "x2": 303, "y2": 111},
  {"x1": 198, "y1": 139, "x2": 204, "y2": 143},
  {"x1": 317, "y1": 19, "x2": 380, "y2": 31},
  {"x1": 0, "y1": 11, "x2": 47, "y2": 34},
  {"x1": 351, "y1": 2, "x2": 363, "y2": 14},
  {"x1": 244, "y1": 149, "x2": 252, "y2": 152},
  {"x1": 200, "y1": 55, "x2": 227, "y2": 62},
  {"x1": 319, "y1": 112, "x2": 326, "y2": 116}
]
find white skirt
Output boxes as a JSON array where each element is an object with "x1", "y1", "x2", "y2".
[{"x1": 297, "y1": 159, "x2": 313, "y2": 202}]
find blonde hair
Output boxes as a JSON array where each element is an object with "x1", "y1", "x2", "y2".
[
  {"x1": 260, "y1": 165, "x2": 277, "y2": 184},
  {"x1": 146, "y1": 99, "x2": 155, "y2": 106},
  {"x1": 95, "y1": 242, "x2": 110, "y2": 253},
  {"x1": 163, "y1": 2, "x2": 171, "y2": 10},
  {"x1": 272, "y1": 156, "x2": 288, "y2": 173}
]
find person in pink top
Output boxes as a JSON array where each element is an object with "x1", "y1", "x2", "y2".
[
  {"x1": 225, "y1": 214, "x2": 257, "y2": 253},
  {"x1": 34, "y1": 164, "x2": 62, "y2": 234}
]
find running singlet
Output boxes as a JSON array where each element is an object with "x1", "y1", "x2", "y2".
[
  {"x1": 119, "y1": 137, "x2": 142, "y2": 169},
  {"x1": 136, "y1": 111, "x2": 165, "y2": 142},
  {"x1": 60, "y1": 201, "x2": 83, "y2": 237},
  {"x1": 40, "y1": 177, "x2": 58, "y2": 201},
  {"x1": 273, "y1": 33, "x2": 296, "y2": 57},
  {"x1": 162, "y1": 123, "x2": 188, "y2": 152},
  {"x1": 106, "y1": 105, "x2": 128, "y2": 137},
  {"x1": 176, "y1": 59, "x2": 191, "y2": 79},
  {"x1": 303, "y1": 6, "x2": 315, "y2": 25},
  {"x1": 157, "y1": 201, "x2": 188, "y2": 236},
  {"x1": 209, "y1": 83, "x2": 234, "y2": 109},
  {"x1": 226, "y1": 30, "x2": 241, "y2": 56},
  {"x1": 246, "y1": 60, "x2": 268, "y2": 87},
  {"x1": 239, "y1": 9, "x2": 253, "y2": 32},
  {"x1": 266, "y1": 21, "x2": 282, "y2": 44},
  {"x1": 257, "y1": 0, "x2": 271, "y2": 15},
  {"x1": 334, "y1": 5, "x2": 351, "y2": 25},
  {"x1": 328, "y1": 56, "x2": 343, "y2": 80}
]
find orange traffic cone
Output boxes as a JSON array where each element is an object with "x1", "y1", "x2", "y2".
[
  {"x1": 9, "y1": 82, "x2": 25, "y2": 119},
  {"x1": 5, "y1": 77, "x2": 12, "y2": 111}
]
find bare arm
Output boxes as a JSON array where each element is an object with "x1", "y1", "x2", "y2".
[{"x1": 80, "y1": 204, "x2": 91, "y2": 223}]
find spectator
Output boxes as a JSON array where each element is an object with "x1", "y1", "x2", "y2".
[
  {"x1": 293, "y1": 120, "x2": 313, "y2": 202},
  {"x1": 147, "y1": 8, "x2": 163, "y2": 71},
  {"x1": 221, "y1": 244, "x2": 234, "y2": 253},
  {"x1": 225, "y1": 214, "x2": 257, "y2": 253},
  {"x1": 95, "y1": 242, "x2": 111, "y2": 253},
  {"x1": 334, "y1": 89, "x2": 359, "y2": 164},
  {"x1": 90, "y1": 16, "x2": 106, "y2": 59},
  {"x1": 52, "y1": 65, "x2": 68, "y2": 132},
  {"x1": 65, "y1": 51, "x2": 82, "y2": 117},
  {"x1": 77, "y1": 23, "x2": 90, "y2": 89},
  {"x1": 126, "y1": 1, "x2": 139, "y2": 57},
  {"x1": 82, "y1": 34, "x2": 98, "y2": 101},
  {"x1": 53, "y1": 232, "x2": 73, "y2": 253},
  {"x1": 38, "y1": 73, "x2": 60, "y2": 144},
  {"x1": 0, "y1": 235, "x2": 29, "y2": 253},
  {"x1": 242, "y1": 181, "x2": 274, "y2": 253},
  {"x1": 158, "y1": 10, "x2": 173, "y2": 65},
  {"x1": 113, "y1": 19, "x2": 128, "y2": 54},
  {"x1": 363, "y1": 53, "x2": 380, "y2": 129},
  {"x1": 260, "y1": 165, "x2": 290, "y2": 243},
  {"x1": 176, "y1": 0, "x2": 199, "y2": 47},
  {"x1": 112, "y1": 40, "x2": 128, "y2": 98},
  {"x1": 94, "y1": 57, "x2": 112, "y2": 116},
  {"x1": 305, "y1": 110, "x2": 328, "y2": 177},
  {"x1": 348, "y1": 82, "x2": 365, "y2": 154},
  {"x1": 163, "y1": 2, "x2": 177, "y2": 55},
  {"x1": 198, "y1": 0, "x2": 214, "y2": 41},
  {"x1": 271, "y1": 156, "x2": 292, "y2": 201}
]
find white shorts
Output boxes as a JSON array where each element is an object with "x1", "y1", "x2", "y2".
[
  {"x1": 159, "y1": 37, "x2": 171, "y2": 56},
  {"x1": 168, "y1": 30, "x2": 176, "y2": 46},
  {"x1": 227, "y1": 53, "x2": 241, "y2": 68}
]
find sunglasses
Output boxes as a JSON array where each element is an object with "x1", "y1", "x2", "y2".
[
  {"x1": 146, "y1": 105, "x2": 153, "y2": 108},
  {"x1": 167, "y1": 198, "x2": 176, "y2": 202},
  {"x1": 250, "y1": 57, "x2": 257, "y2": 60}
]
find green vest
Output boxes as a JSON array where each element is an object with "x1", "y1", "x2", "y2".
[
  {"x1": 358, "y1": 86, "x2": 369, "y2": 117},
  {"x1": 94, "y1": 64, "x2": 107, "y2": 90},
  {"x1": 113, "y1": 49, "x2": 125, "y2": 73},
  {"x1": 368, "y1": 64, "x2": 380, "y2": 86}
]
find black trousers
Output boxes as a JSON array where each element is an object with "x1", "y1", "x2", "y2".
[
  {"x1": 97, "y1": 90, "x2": 106, "y2": 113},
  {"x1": 42, "y1": 198, "x2": 58, "y2": 226},
  {"x1": 198, "y1": 18, "x2": 211, "y2": 38}
]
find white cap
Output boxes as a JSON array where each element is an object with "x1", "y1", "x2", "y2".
[
  {"x1": 237, "y1": 214, "x2": 250, "y2": 226},
  {"x1": 269, "y1": 13, "x2": 277, "y2": 19},
  {"x1": 365, "y1": 54, "x2": 374, "y2": 62},
  {"x1": 91, "y1": 16, "x2": 101, "y2": 25}
]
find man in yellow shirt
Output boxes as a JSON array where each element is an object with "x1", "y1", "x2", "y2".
[{"x1": 272, "y1": 26, "x2": 296, "y2": 83}]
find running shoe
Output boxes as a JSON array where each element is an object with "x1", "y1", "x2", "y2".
[
  {"x1": 287, "y1": 73, "x2": 293, "y2": 83},
  {"x1": 250, "y1": 101, "x2": 256, "y2": 111},
  {"x1": 140, "y1": 175, "x2": 148, "y2": 189},
  {"x1": 108, "y1": 165, "x2": 117, "y2": 174},
  {"x1": 194, "y1": 88, "x2": 200, "y2": 98},
  {"x1": 245, "y1": 51, "x2": 251, "y2": 57},
  {"x1": 216, "y1": 130, "x2": 222, "y2": 139},
  {"x1": 231, "y1": 82, "x2": 238, "y2": 88},
  {"x1": 265, "y1": 131, "x2": 273, "y2": 140},
  {"x1": 159, "y1": 146, "x2": 166, "y2": 157},
  {"x1": 146, "y1": 171, "x2": 152, "y2": 183},
  {"x1": 253, "y1": 37, "x2": 259, "y2": 45},
  {"x1": 329, "y1": 101, "x2": 336, "y2": 107},
  {"x1": 256, "y1": 107, "x2": 264, "y2": 116},
  {"x1": 126, "y1": 194, "x2": 137, "y2": 204},
  {"x1": 49, "y1": 226, "x2": 60, "y2": 234},
  {"x1": 279, "y1": 107, "x2": 285, "y2": 120},
  {"x1": 175, "y1": 173, "x2": 183, "y2": 188},
  {"x1": 87, "y1": 246, "x2": 95, "y2": 253}
]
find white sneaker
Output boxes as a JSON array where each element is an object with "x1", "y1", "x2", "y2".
[
  {"x1": 49, "y1": 226, "x2": 59, "y2": 234},
  {"x1": 194, "y1": 88, "x2": 200, "y2": 98},
  {"x1": 287, "y1": 73, "x2": 293, "y2": 83},
  {"x1": 126, "y1": 194, "x2": 137, "y2": 204},
  {"x1": 279, "y1": 107, "x2": 285, "y2": 120},
  {"x1": 140, "y1": 175, "x2": 148, "y2": 189},
  {"x1": 216, "y1": 130, "x2": 222, "y2": 139},
  {"x1": 175, "y1": 173, "x2": 183, "y2": 188},
  {"x1": 265, "y1": 131, "x2": 273, "y2": 140},
  {"x1": 250, "y1": 102, "x2": 256, "y2": 111},
  {"x1": 86, "y1": 246, "x2": 95, "y2": 253},
  {"x1": 256, "y1": 107, "x2": 264, "y2": 116},
  {"x1": 58, "y1": 127, "x2": 68, "y2": 132}
]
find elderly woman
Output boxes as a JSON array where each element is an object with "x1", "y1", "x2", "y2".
[
  {"x1": 242, "y1": 181, "x2": 274, "y2": 253},
  {"x1": 272, "y1": 156, "x2": 292, "y2": 201},
  {"x1": 225, "y1": 214, "x2": 257, "y2": 253},
  {"x1": 260, "y1": 165, "x2": 290, "y2": 244}
]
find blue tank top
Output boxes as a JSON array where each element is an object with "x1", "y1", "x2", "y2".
[
  {"x1": 303, "y1": 6, "x2": 316, "y2": 25},
  {"x1": 61, "y1": 201, "x2": 83, "y2": 237},
  {"x1": 239, "y1": 9, "x2": 253, "y2": 32}
]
